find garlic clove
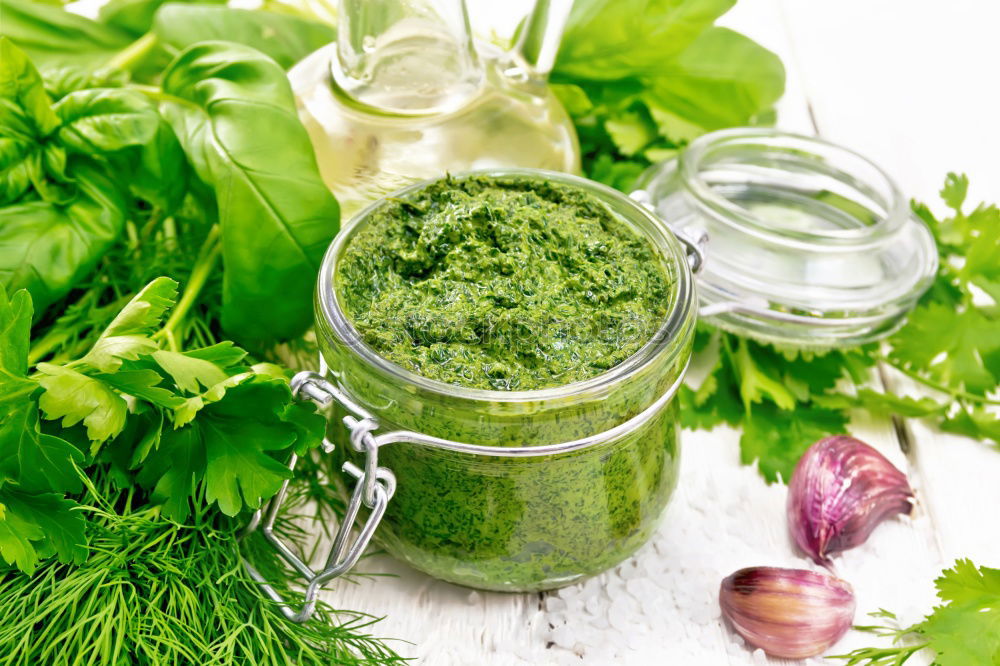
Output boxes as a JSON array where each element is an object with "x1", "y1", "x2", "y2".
[
  {"x1": 719, "y1": 566, "x2": 855, "y2": 659},
  {"x1": 788, "y1": 435, "x2": 914, "y2": 567}
]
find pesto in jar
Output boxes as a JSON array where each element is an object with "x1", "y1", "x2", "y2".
[
  {"x1": 335, "y1": 175, "x2": 671, "y2": 390},
  {"x1": 322, "y1": 172, "x2": 691, "y2": 592}
]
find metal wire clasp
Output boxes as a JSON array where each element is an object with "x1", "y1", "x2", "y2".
[
  {"x1": 241, "y1": 372, "x2": 396, "y2": 623},
  {"x1": 629, "y1": 188, "x2": 707, "y2": 274}
]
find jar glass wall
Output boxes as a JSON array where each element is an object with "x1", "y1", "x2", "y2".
[
  {"x1": 315, "y1": 170, "x2": 696, "y2": 591},
  {"x1": 635, "y1": 129, "x2": 937, "y2": 348}
]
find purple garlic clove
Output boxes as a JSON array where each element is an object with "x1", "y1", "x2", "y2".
[
  {"x1": 719, "y1": 566, "x2": 856, "y2": 659},
  {"x1": 789, "y1": 435, "x2": 914, "y2": 567}
]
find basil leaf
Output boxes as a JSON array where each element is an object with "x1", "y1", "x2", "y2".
[
  {"x1": 118, "y1": 117, "x2": 189, "y2": 213},
  {"x1": 40, "y1": 64, "x2": 129, "y2": 101},
  {"x1": 0, "y1": 38, "x2": 60, "y2": 204},
  {"x1": 0, "y1": 38, "x2": 59, "y2": 135},
  {"x1": 556, "y1": 0, "x2": 736, "y2": 80},
  {"x1": 54, "y1": 88, "x2": 161, "y2": 154},
  {"x1": 153, "y1": 4, "x2": 334, "y2": 69},
  {"x1": 0, "y1": 0, "x2": 133, "y2": 69},
  {"x1": 160, "y1": 42, "x2": 339, "y2": 345},
  {"x1": 0, "y1": 160, "x2": 127, "y2": 313},
  {"x1": 643, "y1": 27, "x2": 786, "y2": 134},
  {"x1": 98, "y1": 0, "x2": 225, "y2": 37}
]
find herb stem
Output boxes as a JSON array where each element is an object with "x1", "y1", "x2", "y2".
[
  {"x1": 880, "y1": 356, "x2": 1000, "y2": 406},
  {"x1": 106, "y1": 33, "x2": 159, "y2": 73},
  {"x1": 157, "y1": 225, "x2": 222, "y2": 349},
  {"x1": 28, "y1": 330, "x2": 68, "y2": 366}
]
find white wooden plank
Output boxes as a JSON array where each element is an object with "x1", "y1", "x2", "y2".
[
  {"x1": 777, "y1": 0, "x2": 1000, "y2": 204},
  {"x1": 778, "y1": 0, "x2": 1000, "y2": 568}
]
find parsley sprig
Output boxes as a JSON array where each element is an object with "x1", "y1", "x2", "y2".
[
  {"x1": 833, "y1": 559, "x2": 1000, "y2": 665},
  {"x1": 0, "y1": 274, "x2": 327, "y2": 570}
]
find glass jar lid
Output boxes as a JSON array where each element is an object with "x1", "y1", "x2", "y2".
[{"x1": 632, "y1": 129, "x2": 938, "y2": 349}]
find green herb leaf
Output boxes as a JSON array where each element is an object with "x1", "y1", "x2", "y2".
[
  {"x1": 0, "y1": 160, "x2": 127, "y2": 314},
  {"x1": 151, "y1": 343, "x2": 245, "y2": 394},
  {"x1": 732, "y1": 337, "x2": 797, "y2": 411},
  {"x1": 836, "y1": 560, "x2": 1000, "y2": 666},
  {"x1": 153, "y1": 5, "x2": 336, "y2": 70},
  {"x1": 890, "y1": 303, "x2": 1000, "y2": 395},
  {"x1": 36, "y1": 364, "x2": 129, "y2": 445},
  {"x1": 0, "y1": 286, "x2": 83, "y2": 494},
  {"x1": 160, "y1": 42, "x2": 340, "y2": 345},
  {"x1": 0, "y1": 0, "x2": 133, "y2": 69},
  {"x1": 741, "y1": 401, "x2": 848, "y2": 483},
  {"x1": 40, "y1": 64, "x2": 129, "y2": 101},
  {"x1": 642, "y1": 27, "x2": 785, "y2": 133},
  {"x1": 0, "y1": 401, "x2": 85, "y2": 493},
  {"x1": 940, "y1": 407, "x2": 1000, "y2": 449},
  {"x1": 817, "y1": 389, "x2": 946, "y2": 418},
  {"x1": 138, "y1": 376, "x2": 324, "y2": 519},
  {"x1": 0, "y1": 38, "x2": 61, "y2": 204},
  {"x1": 916, "y1": 581, "x2": 1000, "y2": 664},
  {"x1": 98, "y1": 0, "x2": 226, "y2": 37},
  {"x1": 0, "y1": 486, "x2": 87, "y2": 574},
  {"x1": 81, "y1": 276, "x2": 178, "y2": 372},
  {"x1": 0, "y1": 37, "x2": 60, "y2": 135},
  {"x1": 556, "y1": 0, "x2": 736, "y2": 80},
  {"x1": 53, "y1": 87, "x2": 160, "y2": 154}
]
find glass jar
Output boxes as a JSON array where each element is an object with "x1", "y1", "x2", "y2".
[
  {"x1": 245, "y1": 130, "x2": 936, "y2": 621},
  {"x1": 314, "y1": 170, "x2": 696, "y2": 591},
  {"x1": 633, "y1": 128, "x2": 938, "y2": 347}
]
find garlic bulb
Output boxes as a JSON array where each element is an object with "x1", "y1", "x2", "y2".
[
  {"x1": 719, "y1": 566, "x2": 855, "y2": 659},
  {"x1": 788, "y1": 435, "x2": 914, "y2": 566}
]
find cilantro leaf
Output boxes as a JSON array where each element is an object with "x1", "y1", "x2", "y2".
[
  {"x1": 838, "y1": 560, "x2": 1000, "y2": 665},
  {"x1": 152, "y1": 342, "x2": 246, "y2": 394},
  {"x1": 81, "y1": 276, "x2": 178, "y2": 372},
  {"x1": 891, "y1": 304, "x2": 1000, "y2": 396},
  {"x1": 36, "y1": 363, "x2": 128, "y2": 445},
  {"x1": 96, "y1": 366, "x2": 184, "y2": 409},
  {"x1": 940, "y1": 173, "x2": 968, "y2": 212},
  {"x1": 138, "y1": 376, "x2": 324, "y2": 520},
  {"x1": 0, "y1": 401, "x2": 84, "y2": 493},
  {"x1": 741, "y1": 401, "x2": 848, "y2": 483},
  {"x1": 817, "y1": 389, "x2": 946, "y2": 419},
  {"x1": 0, "y1": 485, "x2": 87, "y2": 573},
  {"x1": 732, "y1": 338, "x2": 797, "y2": 410},
  {"x1": 940, "y1": 407, "x2": 1000, "y2": 449},
  {"x1": 0, "y1": 286, "x2": 82, "y2": 493},
  {"x1": 679, "y1": 349, "x2": 742, "y2": 429}
]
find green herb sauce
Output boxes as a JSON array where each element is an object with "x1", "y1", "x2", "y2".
[
  {"x1": 335, "y1": 175, "x2": 670, "y2": 390},
  {"x1": 323, "y1": 174, "x2": 691, "y2": 591}
]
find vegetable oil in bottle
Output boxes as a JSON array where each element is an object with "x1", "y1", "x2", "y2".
[{"x1": 288, "y1": 0, "x2": 580, "y2": 219}]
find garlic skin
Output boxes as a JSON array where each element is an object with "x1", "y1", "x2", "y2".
[
  {"x1": 719, "y1": 566, "x2": 855, "y2": 659},
  {"x1": 788, "y1": 435, "x2": 914, "y2": 567}
]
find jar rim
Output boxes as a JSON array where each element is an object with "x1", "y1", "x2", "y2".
[
  {"x1": 680, "y1": 128, "x2": 909, "y2": 249},
  {"x1": 316, "y1": 168, "x2": 695, "y2": 404}
]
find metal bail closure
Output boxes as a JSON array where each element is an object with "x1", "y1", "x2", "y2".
[
  {"x1": 241, "y1": 372, "x2": 396, "y2": 623},
  {"x1": 631, "y1": 129, "x2": 939, "y2": 349}
]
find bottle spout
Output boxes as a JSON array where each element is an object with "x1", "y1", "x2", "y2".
[
  {"x1": 334, "y1": 0, "x2": 483, "y2": 114},
  {"x1": 510, "y1": 0, "x2": 573, "y2": 80}
]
